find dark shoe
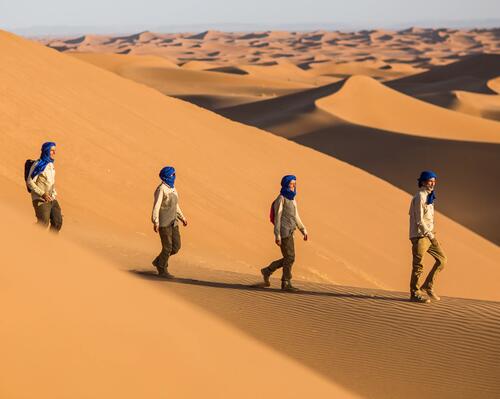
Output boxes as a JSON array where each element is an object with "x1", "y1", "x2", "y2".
[
  {"x1": 423, "y1": 288, "x2": 441, "y2": 301},
  {"x1": 410, "y1": 293, "x2": 430, "y2": 303},
  {"x1": 261, "y1": 268, "x2": 271, "y2": 287},
  {"x1": 152, "y1": 260, "x2": 174, "y2": 278},
  {"x1": 281, "y1": 280, "x2": 300, "y2": 292}
]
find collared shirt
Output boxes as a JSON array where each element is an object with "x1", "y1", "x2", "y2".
[
  {"x1": 152, "y1": 183, "x2": 186, "y2": 227},
  {"x1": 273, "y1": 195, "x2": 307, "y2": 240},
  {"x1": 409, "y1": 188, "x2": 435, "y2": 239},
  {"x1": 27, "y1": 161, "x2": 57, "y2": 201}
]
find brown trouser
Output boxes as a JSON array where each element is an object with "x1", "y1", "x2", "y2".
[
  {"x1": 153, "y1": 225, "x2": 181, "y2": 271},
  {"x1": 32, "y1": 199, "x2": 63, "y2": 232},
  {"x1": 263, "y1": 235, "x2": 295, "y2": 281},
  {"x1": 410, "y1": 236, "x2": 447, "y2": 295}
]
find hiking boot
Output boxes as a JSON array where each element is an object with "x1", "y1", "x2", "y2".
[
  {"x1": 410, "y1": 293, "x2": 430, "y2": 304},
  {"x1": 152, "y1": 260, "x2": 174, "y2": 278},
  {"x1": 281, "y1": 280, "x2": 300, "y2": 292},
  {"x1": 423, "y1": 288, "x2": 441, "y2": 301},
  {"x1": 261, "y1": 268, "x2": 271, "y2": 287}
]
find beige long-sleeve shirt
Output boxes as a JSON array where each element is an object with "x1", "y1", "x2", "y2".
[
  {"x1": 152, "y1": 183, "x2": 186, "y2": 227},
  {"x1": 409, "y1": 188, "x2": 435, "y2": 239},
  {"x1": 26, "y1": 161, "x2": 57, "y2": 201},
  {"x1": 273, "y1": 195, "x2": 307, "y2": 240}
]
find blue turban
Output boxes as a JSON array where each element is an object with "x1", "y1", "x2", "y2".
[
  {"x1": 159, "y1": 166, "x2": 176, "y2": 188},
  {"x1": 418, "y1": 170, "x2": 437, "y2": 205},
  {"x1": 280, "y1": 175, "x2": 297, "y2": 200},
  {"x1": 31, "y1": 142, "x2": 56, "y2": 178}
]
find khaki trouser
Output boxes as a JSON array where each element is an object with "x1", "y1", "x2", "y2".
[
  {"x1": 153, "y1": 225, "x2": 181, "y2": 271},
  {"x1": 32, "y1": 199, "x2": 63, "y2": 232},
  {"x1": 263, "y1": 235, "x2": 295, "y2": 281},
  {"x1": 410, "y1": 236, "x2": 447, "y2": 295}
]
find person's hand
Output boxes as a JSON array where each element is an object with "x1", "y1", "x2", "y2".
[
  {"x1": 153, "y1": 224, "x2": 159, "y2": 233},
  {"x1": 303, "y1": 234, "x2": 308, "y2": 241},
  {"x1": 275, "y1": 239, "x2": 281, "y2": 246},
  {"x1": 182, "y1": 219, "x2": 188, "y2": 227},
  {"x1": 42, "y1": 193, "x2": 52, "y2": 202},
  {"x1": 430, "y1": 237, "x2": 439, "y2": 246}
]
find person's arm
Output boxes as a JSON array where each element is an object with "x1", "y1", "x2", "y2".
[
  {"x1": 26, "y1": 162, "x2": 45, "y2": 197},
  {"x1": 294, "y1": 200, "x2": 308, "y2": 238},
  {"x1": 176, "y1": 203, "x2": 187, "y2": 226},
  {"x1": 152, "y1": 186, "x2": 164, "y2": 228},
  {"x1": 274, "y1": 197, "x2": 284, "y2": 242},
  {"x1": 415, "y1": 192, "x2": 434, "y2": 240}
]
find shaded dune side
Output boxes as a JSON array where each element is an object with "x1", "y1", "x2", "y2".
[{"x1": 133, "y1": 266, "x2": 500, "y2": 399}]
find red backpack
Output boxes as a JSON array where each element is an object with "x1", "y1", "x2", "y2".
[{"x1": 269, "y1": 201, "x2": 275, "y2": 224}]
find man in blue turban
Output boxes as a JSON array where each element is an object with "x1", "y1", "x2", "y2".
[
  {"x1": 26, "y1": 142, "x2": 63, "y2": 232},
  {"x1": 408, "y1": 170, "x2": 447, "y2": 303},
  {"x1": 260, "y1": 175, "x2": 308, "y2": 291},
  {"x1": 151, "y1": 166, "x2": 188, "y2": 277}
]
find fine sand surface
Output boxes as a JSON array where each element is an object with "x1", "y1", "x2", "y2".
[
  {"x1": 0, "y1": 204, "x2": 355, "y2": 399},
  {"x1": 132, "y1": 266, "x2": 500, "y2": 399},
  {"x1": 1, "y1": 30, "x2": 499, "y2": 301}
]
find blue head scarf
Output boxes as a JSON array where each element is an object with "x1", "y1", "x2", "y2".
[
  {"x1": 418, "y1": 170, "x2": 437, "y2": 205},
  {"x1": 31, "y1": 142, "x2": 56, "y2": 178},
  {"x1": 159, "y1": 166, "x2": 176, "y2": 188},
  {"x1": 280, "y1": 175, "x2": 297, "y2": 200}
]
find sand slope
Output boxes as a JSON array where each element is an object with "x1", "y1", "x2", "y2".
[
  {"x1": 132, "y1": 266, "x2": 500, "y2": 399},
  {"x1": 0, "y1": 204, "x2": 355, "y2": 399},
  {"x1": 69, "y1": 52, "x2": 309, "y2": 109},
  {"x1": 316, "y1": 75, "x2": 500, "y2": 142},
  {"x1": 1, "y1": 30, "x2": 499, "y2": 302}
]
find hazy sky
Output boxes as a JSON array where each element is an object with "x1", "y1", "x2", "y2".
[{"x1": 1, "y1": 0, "x2": 499, "y2": 29}]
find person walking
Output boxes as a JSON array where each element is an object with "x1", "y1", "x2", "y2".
[
  {"x1": 151, "y1": 166, "x2": 188, "y2": 277},
  {"x1": 26, "y1": 141, "x2": 63, "y2": 232},
  {"x1": 409, "y1": 171, "x2": 447, "y2": 303},
  {"x1": 261, "y1": 175, "x2": 308, "y2": 292}
]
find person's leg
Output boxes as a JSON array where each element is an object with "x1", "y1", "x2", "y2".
[
  {"x1": 261, "y1": 240, "x2": 286, "y2": 286},
  {"x1": 33, "y1": 200, "x2": 51, "y2": 228},
  {"x1": 170, "y1": 225, "x2": 181, "y2": 256},
  {"x1": 410, "y1": 237, "x2": 431, "y2": 298},
  {"x1": 49, "y1": 200, "x2": 63, "y2": 233},
  {"x1": 421, "y1": 238, "x2": 447, "y2": 299},
  {"x1": 281, "y1": 235, "x2": 295, "y2": 282},
  {"x1": 153, "y1": 226, "x2": 173, "y2": 274}
]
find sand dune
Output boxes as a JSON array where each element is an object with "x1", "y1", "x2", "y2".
[
  {"x1": 1, "y1": 30, "x2": 499, "y2": 301},
  {"x1": 69, "y1": 52, "x2": 309, "y2": 109},
  {"x1": 0, "y1": 204, "x2": 353, "y2": 399},
  {"x1": 39, "y1": 28, "x2": 499, "y2": 72},
  {"x1": 316, "y1": 75, "x2": 500, "y2": 142},
  {"x1": 133, "y1": 266, "x2": 500, "y2": 399},
  {"x1": 453, "y1": 90, "x2": 500, "y2": 121}
]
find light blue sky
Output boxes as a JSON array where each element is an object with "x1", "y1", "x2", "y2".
[{"x1": 1, "y1": 0, "x2": 499, "y2": 30}]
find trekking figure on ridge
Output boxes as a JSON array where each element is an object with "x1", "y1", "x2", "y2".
[
  {"x1": 25, "y1": 141, "x2": 63, "y2": 232},
  {"x1": 260, "y1": 175, "x2": 308, "y2": 292},
  {"x1": 151, "y1": 166, "x2": 188, "y2": 278},
  {"x1": 409, "y1": 170, "x2": 447, "y2": 303}
]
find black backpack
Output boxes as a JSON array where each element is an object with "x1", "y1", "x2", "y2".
[{"x1": 24, "y1": 159, "x2": 36, "y2": 193}]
